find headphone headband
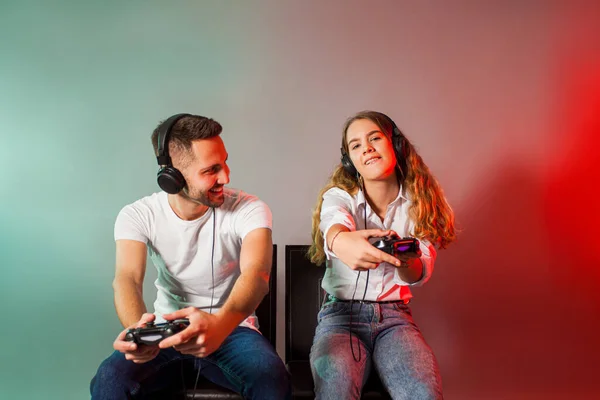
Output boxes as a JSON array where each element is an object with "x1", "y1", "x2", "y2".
[
  {"x1": 381, "y1": 113, "x2": 402, "y2": 139},
  {"x1": 155, "y1": 113, "x2": 191, "y2": 194},
  {"x1": 156, "y1": 113, "x2": 191, "y2": 166}
]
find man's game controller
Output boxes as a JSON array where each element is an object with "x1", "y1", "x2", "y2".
[
  {"x1": 125, "y1": 319, "x2": 190, "y2": 346},
  {"x1": 372, "y1": 236, "x2": 422, "y2": 259}
]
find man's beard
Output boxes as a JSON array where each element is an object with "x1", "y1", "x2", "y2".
[{"x1": 182, "y1": 186, "x2": 224, "y2": 208}]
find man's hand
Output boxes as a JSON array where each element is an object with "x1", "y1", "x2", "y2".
[
  {"x1": 158, "y1": 307, "x2": 231, "y2": 358},
  {"x1": 113, "y1": 313, "x2": 160, "y2": 364},
  {"x1": 332, "y1": 229, "x2": 402, "y2": 271}
]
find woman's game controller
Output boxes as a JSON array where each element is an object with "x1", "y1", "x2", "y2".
[{"x1": 372, "y1": 236, "x2": 422, "y2": 259}]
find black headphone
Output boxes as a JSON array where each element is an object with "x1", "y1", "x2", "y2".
[
  {"x1": 156, "y1": 113, "x2": 191, "y2": 194},
  {"x1": 340, "y1": 113, "x2": 406, "y2": 179}
]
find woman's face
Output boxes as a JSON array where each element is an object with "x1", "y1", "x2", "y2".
[{"x1": 345, "y1": 118, "x2": 397, "y2": 181}]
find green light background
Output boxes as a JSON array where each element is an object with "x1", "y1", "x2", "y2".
[{"x1": 0, "y1": 2, "x2": 273, "y2": 398}]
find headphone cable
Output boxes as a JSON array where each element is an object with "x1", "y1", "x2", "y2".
[
  {"x1": 350, "y1": 186, "x2": 369, "y2": 362},
  {"x1": 187, "y1": 207, "x2": 216, "y2": 398}
]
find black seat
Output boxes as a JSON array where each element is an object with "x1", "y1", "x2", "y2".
[
  {"x1": 285, "y1": 245, "x2": 391, "y2": 399},
  {"x1": 150, "y1": 245, "x2": 278, "y2": 400}
]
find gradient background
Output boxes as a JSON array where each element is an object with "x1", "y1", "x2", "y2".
[{"x1": 1, "y1": 1, "x2": 599, "y2": 399}]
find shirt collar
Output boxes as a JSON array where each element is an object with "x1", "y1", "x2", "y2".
[{"x1": 356, "y1": 185, "x2": 408, "y2": 209}]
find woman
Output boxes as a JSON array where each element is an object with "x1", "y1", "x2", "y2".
[{"x1": 308, "y1": 110, "x2": 456, "y2": 400}]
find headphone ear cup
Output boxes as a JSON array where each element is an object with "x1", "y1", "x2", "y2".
[
  {"x1": 341, "y1": 152, "x2": 358, "y2": 177},
  {"x1": 157, "y1": 166, "x2": 186, "y2": 194},
  {"x1": 392, "y1": 129, "x2": 405, "y2": 160},
  {"x1": 391, "y1": 130, "x2": 407, "y2": 180},
  {"x1": 391, "y1": 127, "x2": 401, "y2": 153}
]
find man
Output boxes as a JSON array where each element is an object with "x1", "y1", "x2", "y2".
[{"x1": 90, "y1": 113, "x2": 291, "y2": 399}]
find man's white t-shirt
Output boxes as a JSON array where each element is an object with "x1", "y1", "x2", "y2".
[{"x1": 114, "y1": 188, "x2": 272, "y2": 330}]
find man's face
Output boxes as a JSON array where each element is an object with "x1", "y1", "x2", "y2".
[{"x1": 176, "y1": 136, "x2": 230, "y2": 207}]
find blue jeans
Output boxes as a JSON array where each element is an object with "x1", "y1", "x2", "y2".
[
  {"x1": 310, "y1": 298, "x2": 443, "y2": 400},
  {"x1": 90, "y1": 326, "x2": 291, "y2": 399}
]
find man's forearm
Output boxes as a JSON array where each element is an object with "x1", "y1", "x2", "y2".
[
  {"x1": 113, "y1": 278, "x2": 147, "y2": 328},
  {"x1": 215, "y1": 270, "x2": 269, "y2": 332}
]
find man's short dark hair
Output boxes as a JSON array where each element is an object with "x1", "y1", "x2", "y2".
[{"x1": 151, "y1": 115, "x2": 223, "y2": 159}]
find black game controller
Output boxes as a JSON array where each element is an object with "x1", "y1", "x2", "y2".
[
  {"x1": 125, "y1": 319, "x2": 190, "y2": 346},
  {"x1": 372, "y1": 236, "x2": 422, "y2": 259}
]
